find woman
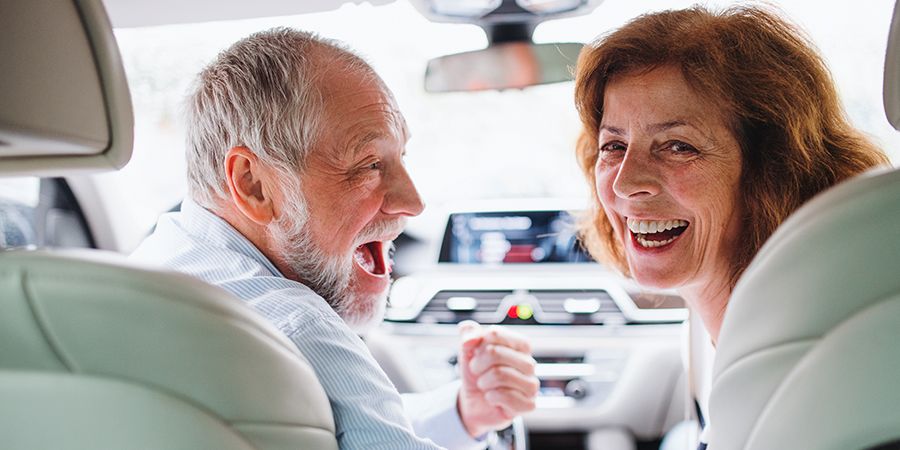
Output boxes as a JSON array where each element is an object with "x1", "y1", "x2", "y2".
[
  {"x1": 575, "y1": 5, "x2": 889, "y2": 343},
  {"x1": 573, "y1": 5, "x2": 890, "y2": 448}
]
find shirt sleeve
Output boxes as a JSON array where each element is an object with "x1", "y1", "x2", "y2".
[
  {"x1": 286, "y1": 311, "x2": 444, "y2": 450},
  {"x1": 401, "y1": 381, "x2": 487, "y2": 450}
]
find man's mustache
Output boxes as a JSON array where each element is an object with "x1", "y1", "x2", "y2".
[{"x1": 354, "y1": 218, "x2": 407, "y2": 247}]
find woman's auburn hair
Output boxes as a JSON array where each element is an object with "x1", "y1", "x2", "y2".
[{"x1": 574, "y1": 5, "x2": 890, "y2": 288}]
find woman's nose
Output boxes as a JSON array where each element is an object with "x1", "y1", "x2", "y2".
[{"x1": 611, "y1": 149, "x2": 661, "y2": 199}]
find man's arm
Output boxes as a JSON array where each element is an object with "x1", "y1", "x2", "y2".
[
  {"x1": 400, "y1": 321, "x2": 539, "y2": 450},
  {"x1": 402, "y1": 382, "x2": 486, "y2": 450},
  {"x1": 287, "y1": 311, "x2": 444, "y2": 450}
]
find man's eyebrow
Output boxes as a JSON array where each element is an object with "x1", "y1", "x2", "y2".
[{"x1": 346, "y1": 130, "x2": 384, "y2": 158}]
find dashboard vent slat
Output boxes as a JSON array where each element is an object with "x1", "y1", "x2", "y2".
[{"x1": 414, "y1": 289, "x2": 626, "y2": 325}]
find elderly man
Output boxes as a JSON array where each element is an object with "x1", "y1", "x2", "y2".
[{"x1": 130, "y1": 28, "x2": 539, "y2": 449}]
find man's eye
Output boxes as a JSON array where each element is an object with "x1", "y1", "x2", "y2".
[{"x1": 367, "y1": 161, "x2": 382, "y2": 171}]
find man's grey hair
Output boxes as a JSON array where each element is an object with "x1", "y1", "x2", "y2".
[{"x1": 184, "y1": 27, "x2": 374, "y2": 208}]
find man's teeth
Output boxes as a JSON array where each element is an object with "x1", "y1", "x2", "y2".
[
  {"x1": 354, "y1": 243, "x2": 376, "y2": 273},
  {"x1": 626, "y1": 218, "x2": 688, "y2": 234}
]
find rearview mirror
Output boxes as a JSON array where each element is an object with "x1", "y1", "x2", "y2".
[{"x1": 424, "y1": 42, "x2": 582, "y2": 93}]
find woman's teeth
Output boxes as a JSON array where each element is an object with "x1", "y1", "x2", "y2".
[
  {"x1": 626, "y1": 218, "x2": 688, "y2": 234},
  {"x1": 635, "y1": 235, "x2": 677, "y2": 248},
  {"x1": 626, "y1": 218, "x2": 689, "y2": 249}
]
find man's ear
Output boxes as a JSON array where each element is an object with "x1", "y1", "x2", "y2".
[{"x1": 224, "y1": 146, "x2": 276, "y2": 225}]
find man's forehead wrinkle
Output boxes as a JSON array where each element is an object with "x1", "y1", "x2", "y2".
[
  {"x1": 307, "y1": 52, "x2": 407, "y2": 161},
  {"x1": 345, "y1": 129, "x2": 385, "y2": 158},
  {"x1": 328, "y1": 115, "x2": 393, "y2": 162},
  {"x1": 331, "y1": 99, "x2": 405, "y2": 158}
]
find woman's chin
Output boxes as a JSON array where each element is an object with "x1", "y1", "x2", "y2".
[
  {"x1": 626, "y1": 254, "x2": 687, "y2": 289},
  {"x1": 622, "y1": 227, "x2": 694, "y2": 290},
  {"x1": 630, "y1": 271, "x2": 678, "y2": 290}
]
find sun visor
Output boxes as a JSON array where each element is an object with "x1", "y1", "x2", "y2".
[
  {"x1": 885, "y1": 0, "x2": 900, "y2": 130},
  {"x1": 0, "y1": 0, "x2": 133, "y2": 176}
]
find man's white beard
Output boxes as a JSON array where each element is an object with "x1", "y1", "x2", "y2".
[{"x1": 267, "y1": 189, "x2": 397, "y2": 333}]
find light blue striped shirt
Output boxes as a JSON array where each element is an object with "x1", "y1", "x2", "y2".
[{"x1": 130, "y1": 199, "x2": 482, "y2": 450}]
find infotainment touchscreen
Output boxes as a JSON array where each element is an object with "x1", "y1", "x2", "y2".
[{"x1": 438, "y1": 210, "x2": 593, "y2": 264}]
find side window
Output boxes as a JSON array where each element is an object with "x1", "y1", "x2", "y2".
[
  {"x1": 0, "y1": 177, "x2": 95, "y2": 249},
  {"x1": 0, "y1": 177, "x2": 40, "y2": 248}
]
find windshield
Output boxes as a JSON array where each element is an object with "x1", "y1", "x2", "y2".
[{"x1": 104, "y1": 0, "x2": 900, "y2": 251}]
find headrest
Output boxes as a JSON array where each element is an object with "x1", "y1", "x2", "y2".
[
  {"x1": 885, "y1": 0, "x2": 900, "y2": 130},
  {"x1": 0, "y1": 0, "x2": 133, "y2": 177}
]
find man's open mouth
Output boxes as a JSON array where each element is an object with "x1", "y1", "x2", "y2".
[
  {"x1": 626, "y1": 218, "x2": 689, "y2": 248},
  {"x1": 353, "y1": 241, "x2": 389, "y2": 275}
]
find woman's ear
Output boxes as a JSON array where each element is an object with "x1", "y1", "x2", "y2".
[{"x1": 224, "y1": 146, "x2": 276, "y2": 225}]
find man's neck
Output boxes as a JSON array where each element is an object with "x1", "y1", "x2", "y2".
[{"x1": 211, "y1": 203, "x2": 301, "y2": 282}]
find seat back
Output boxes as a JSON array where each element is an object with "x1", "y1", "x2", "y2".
[
  {"x1": 708, "y1": 168, "x2": 900, "y2": 450},
  {"x1": 708, "y1": 2, "x2": 900, "y2": 448},
  {"x1": 0, "y1": 251, "x2": 337, "y2": 450}
]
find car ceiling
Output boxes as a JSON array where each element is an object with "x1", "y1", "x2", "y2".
[{"x1": 101, "y1": 0, "x2": 397, "y2": 28}]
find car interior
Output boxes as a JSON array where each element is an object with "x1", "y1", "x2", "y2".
[{"x1": 1, "y1": 0, "x2": 898, "y2": 449}]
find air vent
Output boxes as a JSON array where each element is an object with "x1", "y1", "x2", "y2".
[
  {"x1": 412, "y1": 289, "x2": 627, "y2": 325},
  {"x1": 418, "y1": 290, "x2": 513, "y2": 324},
  {"x1": 529, "y1": 289, "x2": 624, "y2": 325}
]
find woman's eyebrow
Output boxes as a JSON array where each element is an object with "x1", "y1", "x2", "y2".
[
  {"x1": 599, "y1": 124, "x2": 626, "y2": 135},
  {"x1": 600, "y1": 119, "x2": 696, "y2": 137},
  {"x1": 648, "y1": 120, "x2": 690, "y2": 133}
]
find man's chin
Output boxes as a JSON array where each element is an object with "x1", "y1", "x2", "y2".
[
  {"x1": 344, "y1": 299, "x2": 387, "y2": 336},
  {"x1": 340, "y1": 288, "x2": 388, "y2": 335}
]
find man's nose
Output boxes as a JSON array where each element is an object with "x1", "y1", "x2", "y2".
[
  {"x1": 383, "y1": 164, "x2": 425, "y2": 217},
  {"x1": 610, "y1": 147, "x2": 660, "y2": 199}
]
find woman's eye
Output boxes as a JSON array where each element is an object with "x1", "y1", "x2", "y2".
[
  {"x1": 666, "y1": 141, "x2": 699, "y2": 155},
  {"x1": 367, "y1": 161, "x2": 382, "y2": 171},
  {"x1": 599, "y1": 141, "x2": 626, "y2": 153}
]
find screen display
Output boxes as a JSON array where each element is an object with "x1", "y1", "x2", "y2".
[{"x1": 439, "y1": 210, "x2": 594, "y2": 264}]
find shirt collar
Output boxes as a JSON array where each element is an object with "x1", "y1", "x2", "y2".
[{"x1": 180, "y1": 198, "x2": 287, "y2": 279}]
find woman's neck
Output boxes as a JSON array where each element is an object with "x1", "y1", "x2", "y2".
[{"x1": 679, "y1": 279, "x2": 732, "y2": 345}]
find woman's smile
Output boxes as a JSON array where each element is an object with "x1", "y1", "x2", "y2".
[{"x1": 625, "y1": 218, "x2": 690, "y2": 249}]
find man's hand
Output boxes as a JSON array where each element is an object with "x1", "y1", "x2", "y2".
[{"x1": 457, "y1": 320, "x2": 539, "y2": 438}]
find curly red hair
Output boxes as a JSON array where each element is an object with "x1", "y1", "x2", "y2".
[{"x1": 574, "y1": 6, "x2": 890, "y2": 287}]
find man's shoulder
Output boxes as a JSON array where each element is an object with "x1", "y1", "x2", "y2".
[
  {"x1": 131, "y1": 210, "x2": 342, "y2": 330},
  {"x1": 129, "y1": 208, "x2": 217, "y2": 270},
  {"x1": 130, "y1": 206, "x2": 283, "y2": 287},
  {"x1": 219, "y1": 275, "x2": 342, "y2": 329}
]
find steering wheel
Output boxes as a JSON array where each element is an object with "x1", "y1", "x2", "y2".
[{"x1": 489, "y1": 416, "x2": 529, "y2": 450}]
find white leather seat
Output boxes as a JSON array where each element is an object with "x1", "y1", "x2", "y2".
[
  {"x1": 708, "y1": 2, "x2": 900, "y2": 449},
  {"x1": 0, "y1": 1, "x2": 337, "y2": 448},
  {"x1": 0, "y1": 250, "x2": 337, "y2": 450}
]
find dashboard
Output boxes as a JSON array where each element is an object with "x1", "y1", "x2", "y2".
[{"x1": 368, "y1": 205, "x2": 690, "y2": 446}]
